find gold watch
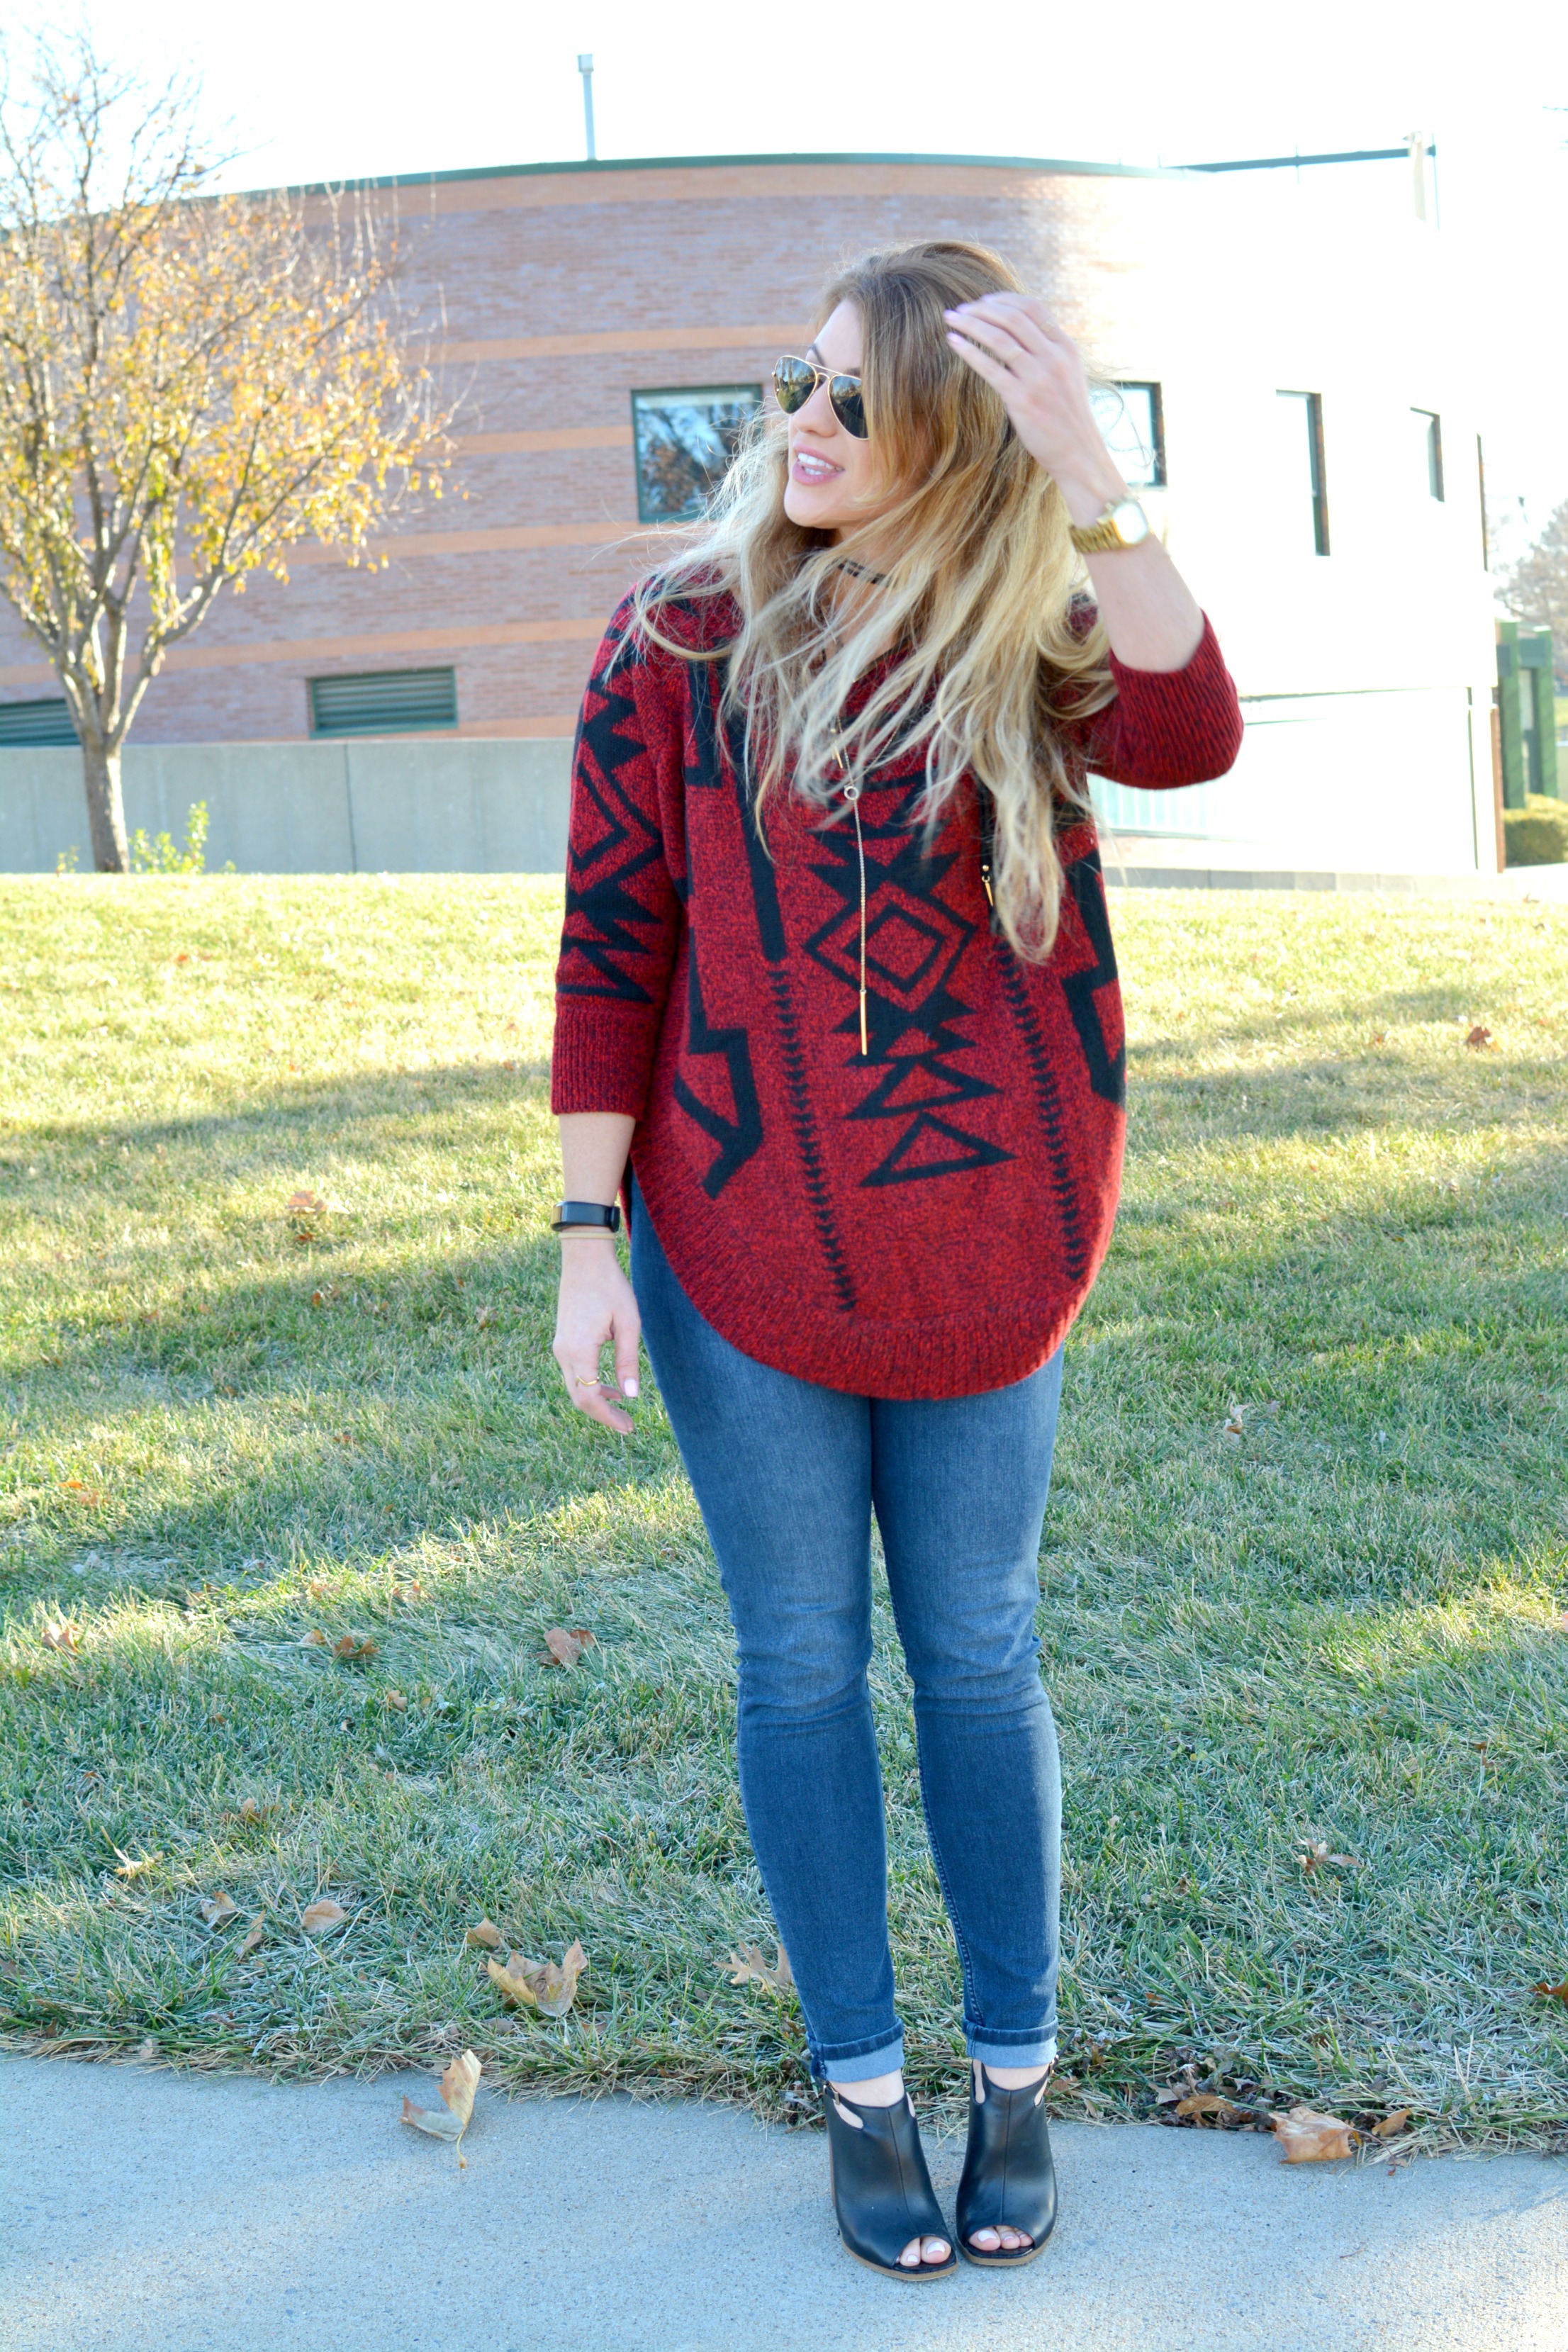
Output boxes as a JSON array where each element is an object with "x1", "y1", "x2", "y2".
[{"x1": 1069, "y1": 495, "x2": 1150, "y2": 554}]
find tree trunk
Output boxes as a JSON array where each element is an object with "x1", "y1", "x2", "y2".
[{"x1": 82, "y1": 739, "x2": 128, "y2": 873}]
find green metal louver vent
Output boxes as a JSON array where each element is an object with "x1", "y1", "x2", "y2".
[
  {"x1": 0, "y1": 697, "x2": 77, "y2": 745},
  {"x1": 308, "y1": 667, "x2": 457, "y2": 738}
]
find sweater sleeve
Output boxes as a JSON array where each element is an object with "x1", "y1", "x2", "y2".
[
  {"x1": 550, "y1": 604, "x2": 686, "y2": 1119},
  {"x1": 1073, "y1": 612, "x2": 1244, "y2": 790}
]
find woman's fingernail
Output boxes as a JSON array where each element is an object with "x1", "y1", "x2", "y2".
[{"x1": 623, "y1": 1378, "x2": 639, "y2": 1399}]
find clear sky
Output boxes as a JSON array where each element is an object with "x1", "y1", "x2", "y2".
[{"x1": 22, "y1": 0, "x2": 1568, "y2": 541}]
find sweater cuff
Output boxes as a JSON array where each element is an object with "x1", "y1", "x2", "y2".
[
  {"x1": 1101, "y1": 613, "x2": 1244, "y2": 785},
  {"x1": 1106, "y1": 610, "x2": 1226, "y2": 697},
  {"x1": 549, "y1": 1004, "x2": 658, "y2": 1119}
]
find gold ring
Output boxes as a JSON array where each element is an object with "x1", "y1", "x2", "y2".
[{"x1": 574, "y1": 1376, "x2": 601, "y2": 1389}]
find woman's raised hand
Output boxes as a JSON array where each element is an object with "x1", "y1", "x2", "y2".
[{"x1": 943, "y1": 294, "x2": 1123, "y2": 516}]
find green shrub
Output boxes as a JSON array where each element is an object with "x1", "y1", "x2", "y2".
[
  {"x1": 128, "y1": 799, "x2": 208, "y2": 874},
  {"x1": 1503, "y1": 792, "x2": 1568, "y2": 867}
]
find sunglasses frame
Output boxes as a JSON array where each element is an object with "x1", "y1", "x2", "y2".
[{"x1": 772, "y1": 354, "x2": 868, "y2": 439}]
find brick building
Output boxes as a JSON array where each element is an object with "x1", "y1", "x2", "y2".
[{"x1": 0, "y1": 151, "x2": 1503, "y2": 877}]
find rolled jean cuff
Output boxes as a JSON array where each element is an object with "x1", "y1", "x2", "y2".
[
  {"x1": 819, "y1": 2034, "x2": 905, "y2": 2085},
  {"x1": 966, "y1": 2032, "x2": 1058, "y2": 2071}
]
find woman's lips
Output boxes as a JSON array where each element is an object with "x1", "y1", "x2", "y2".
[{"x1": 790, "y1": 448, "x2": 842, "y2": 483}]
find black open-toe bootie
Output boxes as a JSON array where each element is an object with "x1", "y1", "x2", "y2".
[
  {"x1": 956, "y1": 2064, "x2": 1058, "y2": 2268},
  {"x1": 822, "y1": 2085, "x2": 958, "y2": 2283}
]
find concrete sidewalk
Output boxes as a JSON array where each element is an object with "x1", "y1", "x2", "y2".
[{"x1": 3, "y1": 2056, "x2": 1563, "y2": 2352}]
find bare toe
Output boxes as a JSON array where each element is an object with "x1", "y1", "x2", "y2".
[
  {"x1": 899, "y1": 2239, "x2": 923, "y2": 2268},
  {"x1": 923, "y1": 2236, "x2": 951, "y2": 2264},
  {"x1": 969, "y1": 2226, "x2": 1001, "y2": 2251}
]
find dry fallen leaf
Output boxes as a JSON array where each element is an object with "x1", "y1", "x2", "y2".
[
  {"x1": 1175, "y1": 2092, "x2": 1248, "y2": 2124},
  {"x1": 240, "y1": 1916, "x2": 265, "y2": 1956},
  {"x1": 1298, "y1": 1839, "x2": 1360, "y2": 1874},
  {"x1": 391, "y1": 1580, "x2": 426, "y2": 1604},
  {"x1": 113, "y1": 1848, "x2": 162, "y2": 1882},
  {"x1": 383, "y1": 1689, "x2": 408, "y2": 1713},
  {"x1": 465, "y1": 1920, "x2": 504, "y2": 1950},
  {"x1": 41, "y1": 1618, "x2": 82, "y2": 1653},
  {"x1": 1465, "y1": 1025, "x2": 1494, "y2": 1051},
  {"x1": 724, "y1": 1942, "x2": 794, "y2": 1993},
  {"x1": 401, "y1": 2049, "x2": 481, "y2": 2149},
  {"x1": 1273, "y1": 2105, "x2": 1359, "y2": 2162},
  {"x1": 234, "y1": 1797, "x2": 276, "y2": 1825},
  {"x1": 200, "y1": 1891, "x2": 240, "y2": 1929},
  {"x1": 135, "y1": 2035, "x2": 159, "y2": 2060},
  {"x1": 539, "y1": 1626, "x2": 595, "y2": 1668},
  {"x1": 332, "y1": 1635, "x2": 377, "y2": 1662},
  {"x1": 301, "y1": 1899, "x2": 349, "y2": 1935},
  {"x1": 286, "y1": 1189, "x2": 326, "y2": 1213},
  {"x1": 298, "y1": 1628, "x2": 328, "y2": 1648},
  {"x1": 1371, "y1": 2109, "x2": 1412, "y2": 2138},
  {"x1": 1531, "y1": 1977, "x2": 1568, "y2": 2004},
  {"x1": 306, "y1": 1579, "x2": 330, "y2": 1599},
  {"x1": 486, "y1": 1939, "x2": 587, "y2": 2017}
]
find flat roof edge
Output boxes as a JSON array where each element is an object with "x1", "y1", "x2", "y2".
[{"x1": 269, "y1": 149, "x2": 1191, "y2": 200}]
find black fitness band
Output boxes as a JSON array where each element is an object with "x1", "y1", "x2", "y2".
[{"x1": 551, "y1": 1200, "x2": 622, "y2": 1234}]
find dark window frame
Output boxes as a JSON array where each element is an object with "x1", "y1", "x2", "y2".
[
  {"x1": 307, "y1": 666, "x2": 458, "y2": 740},
  {"x1": 1477, "y1": 435, "x2": 1489, "y2": 571},
  {"x1": 1094, "y1": 379, "x2": 1167, "y2": 489},
  {"x1": 629, "y1": 383, "x2": 763, "y2": 525},
  {"x1": 1279, "y1": 389, "x2": 1331, "y2": 556},
  {"x1": 1413, "y1": 408, "x2": 1445, "y2": 501}
]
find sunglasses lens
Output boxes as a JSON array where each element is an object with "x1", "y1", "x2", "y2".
[
  {"x1": 831, "y1": 378, "x2": 868, "y2": 439},
  {"x1": 773, "y1": 357, "x2": 815, "y2": 415}
]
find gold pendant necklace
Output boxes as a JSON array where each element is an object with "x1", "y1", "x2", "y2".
[{"x1": 841, "y1": 779, "x2": 868, "y2": 1057}]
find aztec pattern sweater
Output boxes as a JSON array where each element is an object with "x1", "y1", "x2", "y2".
[{"x1": 551, "y1": 592, "x2": 1243, "y2": 1398}]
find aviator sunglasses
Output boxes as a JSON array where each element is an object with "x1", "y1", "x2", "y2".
[{"x1": 772, "y1": 353, "x2": 868, "y2": 439}]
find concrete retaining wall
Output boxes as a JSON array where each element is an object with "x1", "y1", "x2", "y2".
[
  {"x1": 0, "y1": 738, "x2": 575, "y2": 875},
  {"x1": 0, "y1": 696, "x2": 1492, "y2": 880}
]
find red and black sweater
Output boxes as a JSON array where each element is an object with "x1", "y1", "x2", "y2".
[{"x1": 551, "y1": 590, "x2": 1243, "y2": 1399}]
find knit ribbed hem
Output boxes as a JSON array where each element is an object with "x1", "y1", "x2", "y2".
[
  {"x1": 1104, "y1": 615, "x2": 1244, "y2": 785},
  {"x1": 548, "y1": 1004, "x2": 659, "y2": 1119},
  {"x1": 630, "y1": 1149, "x2": 1106, "y2": 1401}
]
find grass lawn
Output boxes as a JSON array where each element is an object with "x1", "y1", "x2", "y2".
[{"x1": 1, "y1": 874, "x2": 1565, "y2": 2151}]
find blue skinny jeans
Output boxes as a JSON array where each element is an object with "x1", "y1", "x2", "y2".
[{"x1": 629, "y1": 1180, "x2": 1063, "y2": 2085}]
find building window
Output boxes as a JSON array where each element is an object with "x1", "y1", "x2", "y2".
[
  {"x1": 0, "y1": 695, "x2": 76, "y2": 746},
  {"x1": 1276, "y1": 391, "x2": 1330, "y2": 556},
  {"x1": 1412, "y1": 408, "x2": 1444, "y2": 501},
  {"x1": 308, "y1": 668, "x2": 457, "y2": 738},
  {"x1": 1089, "y1": 381, "x2": 1165, "y2": 488},
  {"x1": 631, "y1": 386, "x2": 761, "y2": 524}
]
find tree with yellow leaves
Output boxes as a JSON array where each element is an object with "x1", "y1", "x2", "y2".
[{"x1": 0, "y1": 38, "x2": 451, "y2": 870}]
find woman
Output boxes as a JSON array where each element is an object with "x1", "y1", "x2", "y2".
[{"x1": 549, "y1": 240, "x2": 1242, "y2": 2280}]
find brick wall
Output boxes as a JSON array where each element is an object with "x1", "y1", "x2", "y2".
[
  {"x1": 0, "y1": 158, "x2": 1185, "y2": 744},
  {"x1": 0, "y1": 145, "x2": 1500, "y2": 878}
]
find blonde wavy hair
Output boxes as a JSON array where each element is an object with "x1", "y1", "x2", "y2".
[{"x1": 629, "y1": 239, "x2": 1115, "y2": 958}]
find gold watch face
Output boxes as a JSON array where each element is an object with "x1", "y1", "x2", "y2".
[{"x1": 1111, "y1": 498, "x2": 1150, "y2": 547}]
